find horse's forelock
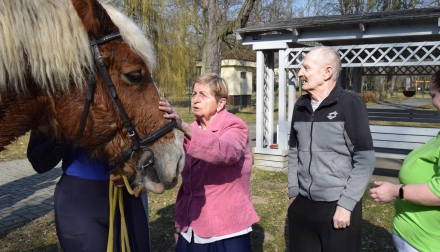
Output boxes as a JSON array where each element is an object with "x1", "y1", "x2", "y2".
[
  {"x1": 0, "y1": 0, "x2": 94, "y2": 95},
  {"x1": 101, "y1": 3, "x2": 157, "y2": 70}
]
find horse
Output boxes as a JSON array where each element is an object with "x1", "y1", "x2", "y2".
[{"x1": 0, "y1": 0, "x2": 185, "y2": 193}]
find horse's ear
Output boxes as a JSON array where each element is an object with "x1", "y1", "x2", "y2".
[{"x1": 71, "y1": 0, "x2": 118, "y2": 38}]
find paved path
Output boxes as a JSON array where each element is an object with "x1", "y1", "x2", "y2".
[
  {"x1": 0, "y1": 98, "x2": 431, "y2": 233},
  {"x1": 0, "y1": 159, "x2": 62, "y2": 233},
  {"x1": 368, "y1": 97, "x2": 431, "y2": 109}
]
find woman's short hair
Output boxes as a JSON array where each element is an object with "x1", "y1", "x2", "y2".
[
  {"x1": 192, "y1": 73, "x2": 229, "y2": 101},
  {"x1": 431, "y1": 69, "x2": 440, "y2": 92}
]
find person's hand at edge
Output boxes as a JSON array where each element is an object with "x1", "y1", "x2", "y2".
[
  {"x1": 333, "y1": 205, "x2": 351, "y2": 229},
  {"x1": 369, "y1": 181, "x2": 400, "y2": 203}
]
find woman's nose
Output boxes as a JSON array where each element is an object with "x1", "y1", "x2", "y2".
[{"x1": 192, "y1": 94, "x2": 200, "y2": 103}]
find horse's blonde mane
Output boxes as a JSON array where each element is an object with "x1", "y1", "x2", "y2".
[
  {"x1": 0, "y1": 0, "x2": 156, "y2": 95},
  {"x1": 102, "y1": 3, "x2": 157, "y2": 70}
]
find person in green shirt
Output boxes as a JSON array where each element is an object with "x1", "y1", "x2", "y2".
[{"x1": 370, "y1": 70, "x2": 440, "y2": 252}]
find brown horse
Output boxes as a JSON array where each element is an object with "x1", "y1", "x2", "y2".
[{"x1": 0, "y1": 0, "x2": 184, "y2": 193}]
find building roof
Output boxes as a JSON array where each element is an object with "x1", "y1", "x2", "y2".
[{"x1": 236, "y1": 8, "x2": 440, "y2": 48}]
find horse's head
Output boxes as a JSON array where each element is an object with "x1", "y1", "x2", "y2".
[
  {"x1": 0, "y1": 0, "x2": 183, "y2": 191},
  {"x1": 57, "y1": 0, "x2": 185, "y2": 193}
]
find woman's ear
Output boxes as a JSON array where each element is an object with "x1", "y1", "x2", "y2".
[{"x1": 217, "y1": 98, "x2": 227, "y2": 112}]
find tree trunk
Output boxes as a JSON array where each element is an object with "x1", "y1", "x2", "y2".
[
  {"x1": 203, "y1": 0, "x2": 222, "y2": 74},
  {"x1": 202, "y1": 0, "x2": 256, "y2": 75},
  {"x1": 375, "y1": 76, "x2": 384, "y2": 101}
]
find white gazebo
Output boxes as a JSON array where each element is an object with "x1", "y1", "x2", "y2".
[{"x1": 236, "y1": 8, "x2": 440, "y2": 170}]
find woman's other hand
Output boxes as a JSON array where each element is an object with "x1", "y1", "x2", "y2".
[
  {"x1": 369, "y1": 181, "x2": 400, "y2": 203},
  {"x1": 159, "y1": 98, "x2": 183, "y2": 130},
  {"x1": 174, "y1": 228, "x2": 180, "y2": 244},
  {"x1": 159, "y1": 98, "x2": 192, "y2": 138}
]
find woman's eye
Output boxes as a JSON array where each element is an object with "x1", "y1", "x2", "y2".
[{"x1": 123, "y1": 70, "x2": 143, "y2": 84}]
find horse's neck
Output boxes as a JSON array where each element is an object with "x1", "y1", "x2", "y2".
[{"x1": 0, "y1": 91, "x2": 56, "y2": 149}]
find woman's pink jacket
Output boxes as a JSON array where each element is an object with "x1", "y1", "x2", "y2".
[{"x1": 175, "y1": 109, "x2": 259, "y2": 237}]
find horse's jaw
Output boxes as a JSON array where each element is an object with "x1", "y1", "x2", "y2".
[{"x1": 139, "y1": 129, "x2": 185, "y2": 193}]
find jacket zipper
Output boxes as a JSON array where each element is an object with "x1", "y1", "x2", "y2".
[{"x1": 307, "y1": 112, "x2": 314, "y2": 200}]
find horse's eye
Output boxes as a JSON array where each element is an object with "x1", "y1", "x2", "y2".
[{"x1": 122, "y1": 70, "x2": 143, "y2": 84}]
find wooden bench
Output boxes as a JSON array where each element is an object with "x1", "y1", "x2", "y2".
[
  {"x1": 279, "y1": 109, "x2": 439, "y2": 160},
  {"x1": 367, "y1": 108, "x2": 439, "y2": 159}
]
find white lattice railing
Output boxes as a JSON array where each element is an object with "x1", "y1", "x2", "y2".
[
  {"x1": 263, "y1": 65, "x2": 270, "y2": 147},
  {"x1": 286, "y1": 42, "x2": 440, "y2": 68}
]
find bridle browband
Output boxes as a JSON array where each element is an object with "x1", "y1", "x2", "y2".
[{"x1": 77, "y1": 32, "x2": 176, "y2": 171}]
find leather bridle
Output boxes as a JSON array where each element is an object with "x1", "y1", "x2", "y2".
[{"x1": 77, "y1": 32, "x2": 176, "y2": 172}]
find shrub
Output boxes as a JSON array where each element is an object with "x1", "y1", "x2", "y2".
[{"x1": 359, "y1": 92, "x2": 375, "y2": 103}]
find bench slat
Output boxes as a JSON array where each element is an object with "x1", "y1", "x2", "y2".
[
  {"x1": 367, "y1": 108, "x2": 438, "y2": 115},
  {"x1": 372, "y1": 140, "x2": 423, "y2": 150},
  {"x1": 368, "y1": 112, "x2": 438, "y2": 118},
  {"x1": 369, "y1": 117, "x2": 440, "y2": 123},
  {"x1": 371, "y1": 133, "x2": 433, "y2": 144},
  {"x1": 367, "y1": 108, "x2": 440, "y2": 124},
  {"x1": 370, "y1": 125, "x2": 439, "y2": 135}
]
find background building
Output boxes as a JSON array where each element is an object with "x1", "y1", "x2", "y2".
[{"x1": 197, "y1": 59, "x2": 255, "y2": 107}]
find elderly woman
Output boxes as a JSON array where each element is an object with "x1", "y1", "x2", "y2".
[
  {"x1": 159, "y1": 73, "x2": 259, "y2": 252},
  {"x1": 370, "y1": 69, "x2": 440, "y2": 251}
]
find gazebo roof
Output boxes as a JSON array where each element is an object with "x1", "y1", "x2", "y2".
[{"x1": 236, "y1": 8, "x2": 440, "y2": 47}]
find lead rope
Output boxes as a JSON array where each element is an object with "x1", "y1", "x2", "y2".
[{"x1": 107, "y1": 168, "x2": 144, "y2": 252}]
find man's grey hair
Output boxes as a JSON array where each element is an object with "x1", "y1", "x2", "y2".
[{"x1": 309, "y1": 46, "x2": 342, "y2": 80}]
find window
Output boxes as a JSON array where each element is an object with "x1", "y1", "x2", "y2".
[{"x1": 240, "y1": 72, "x2": 246, "y2": 79}]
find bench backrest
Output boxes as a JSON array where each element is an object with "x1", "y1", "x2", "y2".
[
  {"x1": 370, "y1": 125, "x2": 438, "y2": 153},
  {"x1": 367, "y1": 108, "x2": 440, "y2": 124},
  {"x1": 281, "y1": 121, "x2": 438, "y2": 156}
]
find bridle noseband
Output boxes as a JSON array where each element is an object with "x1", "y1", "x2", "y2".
[{"x1": 77, "y1": 32, "x2": 176, "y2": 172}]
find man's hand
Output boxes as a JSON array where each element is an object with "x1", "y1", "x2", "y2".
[
  {"x1": 289, "y1": 196, "x2": 296, "y2": 203},
  {"x1": 333, "y1": 205, "x2": 351, "y2": 229}
]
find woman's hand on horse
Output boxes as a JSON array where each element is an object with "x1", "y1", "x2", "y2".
[
  {"x1": 158, "y1": 98, "x2": 183, "y2": 130},
  {"x1": 159, "y1": 98, "x2": 193, "y2": 138}
]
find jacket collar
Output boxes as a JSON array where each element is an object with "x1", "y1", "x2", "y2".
[
  {"x1": 194, "y1": 107, "x2": 227, "y2": 132},
  {"x1": 297, "y1": 85, "x2": 342, "y2": 111}
]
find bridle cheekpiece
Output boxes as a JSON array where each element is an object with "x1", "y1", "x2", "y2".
[{"x1": 77, "y1": 32, "x2": 176, "y2": 172}]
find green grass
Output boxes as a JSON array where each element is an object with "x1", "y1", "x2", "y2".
[
  {"x1": 1, "y1": 169, "x2": 395, "y2": 251},
  {"x1": 0, "y1": 131, "x2": 30, "y2": 162},
  {"x1": 147, "y1": 170, "x2": 396, "y2": 251},
  {"x1": 0, "y1": 212, "x2": 59, "y2": 252}
]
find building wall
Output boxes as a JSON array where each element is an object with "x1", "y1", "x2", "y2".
[
  {"x1": 227, "y1": 95, "x2": 251, "y2": 106},
  {"x1": 196, "y1": 60, "x2": 255, "y2": 107},
  {"x1": 221, "y1": 66, "x2": 253, "y2": 96}
]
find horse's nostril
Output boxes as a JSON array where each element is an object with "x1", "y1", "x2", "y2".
[{"x1": 130, "y1": 146, "x2": 155, "y2": 172}]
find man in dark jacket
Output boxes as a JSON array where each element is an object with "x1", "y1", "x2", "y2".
[{"x1": 287, "y1": 46, "x2": 375, "y2": 252}]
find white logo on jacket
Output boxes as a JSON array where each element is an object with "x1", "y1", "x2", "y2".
[{"x1": 327, "y1": 111, "x2": 338, "y2": 120}]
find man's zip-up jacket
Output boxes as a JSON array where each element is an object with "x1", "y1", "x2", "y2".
[{"x1": 288, "y1": 85, "x2": 376, "y2": 211}]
